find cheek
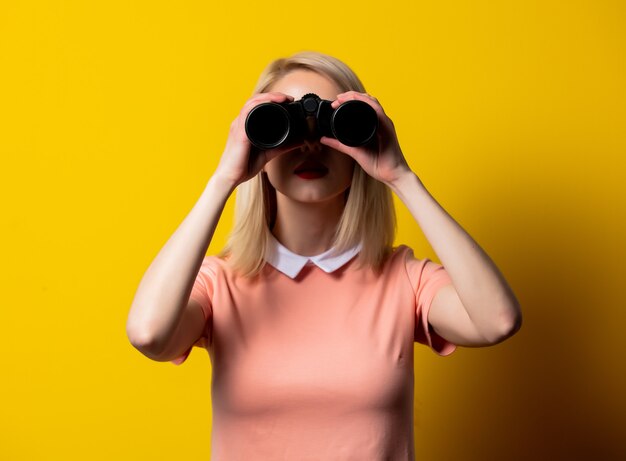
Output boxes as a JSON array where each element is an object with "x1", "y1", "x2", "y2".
[
  {"x1": 264, "y1": 160, "x2": 288, "y2": 179},
  {"x1": 264, "y1": 170, "x2": 280, "y2": 188},
  {"x1": 340, "y1": 158, "x2": 357, "y2": 180},
  {"x1": 264, "y1": 165, "x2": 294, "y2": 189}
]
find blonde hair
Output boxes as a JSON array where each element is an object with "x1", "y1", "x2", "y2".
[{"x1": 217, "y1": 50, "x2": 397, "y2": 278}]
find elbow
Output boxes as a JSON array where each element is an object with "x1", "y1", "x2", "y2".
[
  {"x1": 496, "y1": 304, "x2": 523, "y2": 341},
  {"x1": 126, "y1": 321, "x2": 163, "y2": 359},
  {"x1": 483, "y1": 303, "x2": 523, "y2": 344},
  {"x1": 127, "y1": 324, "x2": 155, "y2": 349},
  {"x1": 126, "y1": 301, "x2": 165, "y2": 355}
]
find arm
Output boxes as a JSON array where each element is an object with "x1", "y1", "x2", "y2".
[
  {"x1": 317, "y1": 91, "x2": 521, "y2": 345},
  {"x1": 125, "y1": 91, "x2": 299, "y2": 360},
  {"x1": 389, "y1": 171, "x2": 522, "y2": 344},
  {"x1": 125, "y1": 174, "x2": 234, "y2": 358}
]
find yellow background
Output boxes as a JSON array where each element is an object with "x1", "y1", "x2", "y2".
[{"x1": 1, "y1": 0, "x2": 625, "y2": 459}]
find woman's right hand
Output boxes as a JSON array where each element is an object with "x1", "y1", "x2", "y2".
[{"x1": 214, "y1": 91, "x2": 302, "y2": 189}]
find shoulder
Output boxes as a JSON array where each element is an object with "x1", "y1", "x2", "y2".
[
  {"x1": 393, "y1": 244, "x2": 443, "y2": 280},
  {"x1": 390, "y1": 244, "x2": 416, "y2": 266},
  {"x1": 199, "y1": 253, "x2": 259, "y2": 282},
  {"x1": 197, "y1": 254, "x2": 229, "y2": 278},
  {"x1": 374, "y1": 244, "x2": 417, "y2": 276},
  {"x1": 394, "y1": 244, "x2": 437, "y2": 265}
]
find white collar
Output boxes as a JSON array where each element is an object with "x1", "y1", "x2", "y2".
[{"x1": 265, "y1": 232, "x2": 362, "y2": 279}]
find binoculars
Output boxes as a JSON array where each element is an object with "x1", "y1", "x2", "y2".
[{"x1": 245, "y1": 92, "x2": 378, "y2": 150}]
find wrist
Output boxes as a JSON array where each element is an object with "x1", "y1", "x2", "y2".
[
  {"x1": 208, "y1": 174, "x2": 237, "y2": 196},
  {"x1": 388, "y1": 169, "x2": 420, "y2": 192}
]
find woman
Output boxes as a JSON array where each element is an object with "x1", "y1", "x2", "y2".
[{"x1": 126, "y1": 50, "x2": 522, "y2": 460}]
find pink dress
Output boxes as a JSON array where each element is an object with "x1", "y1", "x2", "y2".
[{"x1": 172, "y1": 237, "x2": 456, "y2": 460}]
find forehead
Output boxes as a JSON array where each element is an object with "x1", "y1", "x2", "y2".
[{"x1": 267, "y1": 69, "x2": 342, "y2": 101}]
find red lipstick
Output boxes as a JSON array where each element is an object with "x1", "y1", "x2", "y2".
[
  {"x1": 293, "y1": 158, "x2": 328, "y2": 179},
  {"x1": 295, "y1": 170, "x2": 328, "y2": 179}
]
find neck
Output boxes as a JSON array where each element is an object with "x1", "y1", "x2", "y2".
[{"x1": 272, "y1": 193, "x2": 346, "y2": 256}]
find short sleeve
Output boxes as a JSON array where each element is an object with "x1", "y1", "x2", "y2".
[
  {"x1": 403, "y1": 246, "x2": 457, "y2": 356},
  {"x1": 170, "y1": 256, "x2": 217, "y2": 365}
]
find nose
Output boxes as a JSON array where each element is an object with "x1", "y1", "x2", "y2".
[
  {"x1": 300, "y1": 138, "x2": 323, "y2": 153},
  {"x1": 299, "y1": 116, "x2": 323, "y2": 152}
]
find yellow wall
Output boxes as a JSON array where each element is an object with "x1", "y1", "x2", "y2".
[{"x1": 1, "y1": 1, "x2": 624, "y2": 459}]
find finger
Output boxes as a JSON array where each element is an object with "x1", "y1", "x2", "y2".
[
  {"x1": 319, "y1": 136, "x2": 359, "y2": 158},
  {"x1": 241, "y1": 92, "x2": 295, "y2": 117},
  {"x1": 260, "y1": 91, "x2": 295, "y2": 102},
  {"x1": 337, "y1": 91, "x2": 381, "y2": 108},
  {"x1": 336, "y1": 91, "x2": 379, "y2": 104},
  {"x1": 245, "y1": 92, "x2": 294, "y2": 107},
  {"x1": 260, "y1": 144, "x2": 298, "y2": 170},
  {"x1": 271, "y1": 92, "x2": 295, "y2": 99},
  {"x1": 332, "y1": 91, "x2": 385, "y2": 117}
]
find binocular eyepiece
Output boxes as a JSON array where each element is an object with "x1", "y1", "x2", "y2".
[{"x1": 245, "y1": 93, "x2": 378, "y2": 150}]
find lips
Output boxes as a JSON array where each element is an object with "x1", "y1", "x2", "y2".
[{"x1": 294, "y1": 159, "x2": 328, "y2": 174}]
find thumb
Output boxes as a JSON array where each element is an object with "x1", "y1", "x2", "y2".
[{"x1": 320, "y1": 136, "x2": 363, "y2": 162}]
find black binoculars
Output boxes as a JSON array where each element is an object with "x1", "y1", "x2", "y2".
[{"x1": 245, "y1": 92, "x2": 378, "y2": 150}]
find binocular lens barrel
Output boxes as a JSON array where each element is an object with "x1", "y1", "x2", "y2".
[
  {"x1": 331, "y1": 101, "x2": 377, "y2": 148},
  {"x1": 245, "y1": 104, "x2": 290, "y2": 149}
]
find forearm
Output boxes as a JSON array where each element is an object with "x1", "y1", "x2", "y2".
[
  {"x1": 388, "y1": 171, "x2": 521, "y2": 339},
  {"x1": 126, "y1": 174, "x2": 235, "y2": 354}
]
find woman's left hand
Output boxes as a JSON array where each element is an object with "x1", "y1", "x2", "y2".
[{"x1": 319, "y1": 91, "x2": 412, "y2": 186}]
